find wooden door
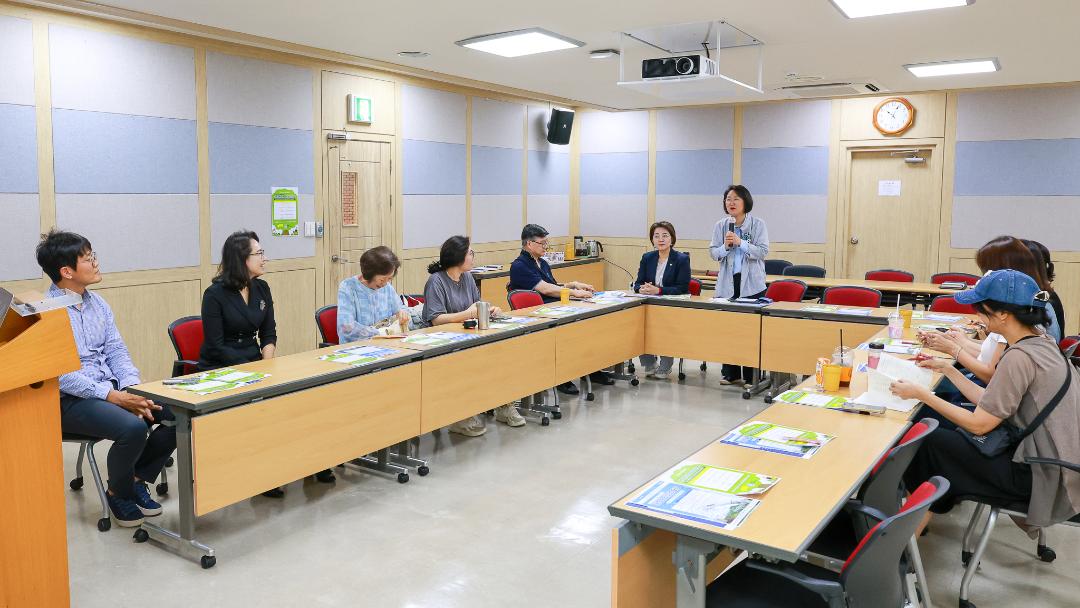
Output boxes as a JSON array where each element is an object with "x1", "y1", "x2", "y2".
[
  {"x1": 325, "y1": 139, "x2": 392, "y2": 292},
  {"x1": 843, "y1": 147, "x2": 943, "y2": 281}
]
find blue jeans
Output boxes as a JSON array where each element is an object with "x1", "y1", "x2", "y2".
[
  {"x1": 639, "y1": 354, "x2": 673, "y2": 374},
  {"x1": 60, "y1": 395, "x2": 176, "y2": 499}
]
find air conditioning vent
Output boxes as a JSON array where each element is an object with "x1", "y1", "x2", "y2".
[{"x1": 776, "y1": 80, "x2": 885, "y2": 98}]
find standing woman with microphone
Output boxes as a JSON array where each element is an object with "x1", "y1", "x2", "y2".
[{"x1": 709, "y1": 185, "x2": 770, "y2": 385}]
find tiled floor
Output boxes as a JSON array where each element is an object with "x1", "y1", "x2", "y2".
[{"x1": 62, "y1": 365, "x2": 1080, "y2": 607}]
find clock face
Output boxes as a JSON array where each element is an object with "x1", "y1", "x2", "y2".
[{"x1": 874, "y1": 98, "x2": 914, "y2": 135}]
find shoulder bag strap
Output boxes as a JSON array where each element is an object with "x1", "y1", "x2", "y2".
[{"x1": 1017, "y1": 349, "x2": 1073, "y2": 441}]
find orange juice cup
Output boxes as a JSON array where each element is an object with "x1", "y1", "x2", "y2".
[
  {"x1": 565, "y1": 242, "x2": 576, "y2": 260},
  {"x1": 839, "y1": 365, "x2": 853, "y2": 385},
  {"x1": 560, "y1": 287, "x2": 570, "y2": 303},
  {"x1": 823, "y1": 365, "x2": 843, "y2": 392},
  {"x1": 900, "y1": 308, "x2": 913, "y2": 329}
]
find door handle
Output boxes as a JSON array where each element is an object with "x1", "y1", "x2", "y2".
[{"x1": 850, "y1": 236, "x2": 859, "y2": 245}]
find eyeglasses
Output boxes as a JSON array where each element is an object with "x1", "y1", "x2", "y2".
[
  {"x1": 530, "y1": 240, "x2": 550, "y2": 250},
  {"x1": 80, "y1": 251, "x2": 98, "y2": 265},
  {"x1": 249, "y1": 250, "x2": 267, "y2": 258}
]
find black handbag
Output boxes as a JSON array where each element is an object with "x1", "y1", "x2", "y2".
[{"x1": 959, "y1": 348, "x2": 1072, "y2": 458}]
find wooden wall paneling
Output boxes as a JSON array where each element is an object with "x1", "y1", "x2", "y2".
[
  {"x1": 260, "y1": 267, "x2": 318, "y2": 355},
  {"x1": 94, "y1": 279, "x2": 202, "y2": 382},
  {"x1": 552, "y1": 260, "x2": 605, "y2": 291},
  {"x1": 825, "y1": 99, "x2": 843, "y2": 274},
  {"x1": 939, "y1": 91, "x2": 959, "y2": 274},
  {"x1": 594, "y1": 241, "x2": 648, "y2": 291},
  {"x1": 32, "y1": 18, "x2": 55, "y2": 239},
  {"x1": 1050, "y1": 261, "x2": 1080, "y2": 336},
  {"x1": 839, "y1": 92, "x2": 947, "y2": 141},
  {"x1": 191, "y1": 362, "x2": 421, "y2": 515},
  {"x1": 646, "y1": 109, "x2": 657, "y2": 226}
]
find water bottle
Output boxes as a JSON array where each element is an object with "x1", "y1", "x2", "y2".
[{"x1": 476, "y1": 301, "x2": 490, "y2": 330}]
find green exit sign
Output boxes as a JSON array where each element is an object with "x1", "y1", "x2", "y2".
[{"x1": 347, "y1": 94, "x2": 373, "y2": 124}]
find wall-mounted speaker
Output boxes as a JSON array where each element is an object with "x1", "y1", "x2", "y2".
[{"x1": 546, "y1": 108, "x2": 574, "y2": 145}]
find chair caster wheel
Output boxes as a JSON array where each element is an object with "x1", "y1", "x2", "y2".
[
  {"x1": 961, "y1": 550, "x2": 972, "y2": 566},
  {"x1": 630, "y1": 378, "x2": 639, "y2": 387},
  {"x1": 678, "y1": 373, "x2": 686, "y2": 381},
  {"x1": 397, "y1": 472, "x2": 409, "y2": 484},
  {"x1": 201, "y1": 555, "x2": 217, "y2": 569},
  {"x1": 1037, "y1": 544, "x2": 1057, "y2": 562},
  {"x1": 418, "y1": 465, "x2": 430, "y2": 476},
  {"x1": 628, "y1": 363, "x2": 636, "y2": 373},
  {"x1": 133, "y1": 528, "x2": 148, "y2": 542},
  {"x1": 959, "y1": 600, "x2": 976, "y2": 608},
  {"x1": 97, "y1": 518, "x2": 111, "y2": 532},
  {"x1": 156, "y1": 482, "x2": 169, "y2": 496},
  {"x1": 742, "y1": 391, "x2": 751, "y2": 400},
  {"x1": 586, "y1": 393, "x2": 595, "y2": 401},
  {"x1": 700, "y1": 362, "x2": 707, "y2": 371},
  {"x1": 541, "y1": 417, "x2": 550, "y2": 426},
  {"x1": 764, "y1": 397, "x2": 774, "y2": 404},
  {"x1": 70, "y1": 477, "x2": 84, "y2": 491},
  {"x1": 552, "y1": 411, "x2": 562, "y2": 420},
  {"x1": 166, "y1": 457, "x2": 174, "y2": 468}
]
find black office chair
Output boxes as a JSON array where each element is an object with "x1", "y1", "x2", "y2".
[
  {"x1": 957, "y1": 457, "x2": 1080, "y2": 608},
  {"x1": 783, "y1": 264, "x2": 827, "y2": 301},
  {"x1": 764, "y1": 259, "x2": 793, "y2": 276}
]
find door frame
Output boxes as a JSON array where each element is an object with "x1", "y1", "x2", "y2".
[
  {"x1": 833, "y1": 137, "x2": 945, "y2": 280},
  {"x1": 320, "y1": 132, "x2": 396, "y2": 306}
]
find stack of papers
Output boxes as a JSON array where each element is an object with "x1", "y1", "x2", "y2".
[
  {"x1": 914, "y1": 311, "x2": 963, "y2": 323},
  {"x1": 777, "y1": 390, "x2": 850, "y2": 410},
  {"x1": 626, "y1": 463, "x2": 780, "y2": 530},
  {"x1": 319, "y1": 345, "x2": 398, "y2": 366},
  {"x1": 851, "y1": 354, "x2": 933, "y2": 412},
  {"x1": 172, "y1": 368, "x2": 269, "y2": 395},
  {"x1": 657, "y1": 294, "x2": 692, "y2": 301},
  {"x1": 719, "y1": 421, "x2": 834, "y2": 459},
  {"x1": 401, "y1": 332, "x2": 480, "y2": 347},
  {"x1": 802, "y1": 305, "x2": 838, "y2": 312},
  {"x1": 487, "y1": 316, "x2": 539, "y2": 330},
  {"x1": 586, "y1": 291, "x2": 637, "y2": 304},
  {"x1": 529, "y1": 305, "x2": 582, "y2": 318},
  {"x1": 834, "y1": 308, "x2": 874, "y2": 316}
]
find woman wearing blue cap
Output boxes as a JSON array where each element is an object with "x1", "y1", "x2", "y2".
[{"x1": 891, "y1": 269, "x2": 1080, "y2": 530}]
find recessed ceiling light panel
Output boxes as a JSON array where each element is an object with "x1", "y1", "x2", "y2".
[
  {"x1": 905, "y1": 57, "x2": 999, "y2": 77},
  {"x1": 830, "y1": 0, "x2": 974, "y2": 19},
  {"x1": 455, "y1": 27, "x2": 584, "y2": 58}
]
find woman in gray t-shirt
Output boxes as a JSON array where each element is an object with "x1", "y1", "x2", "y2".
[{"x1": 421, "y1": 236, "x2": 518, "y2": 435}]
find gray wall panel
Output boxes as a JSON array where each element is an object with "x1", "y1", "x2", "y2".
[
  {"x1": 401, "y1": 85, "x2": 466, "y2": 144},
  {"x1": 402, "y1": 195, "x2": 466, "y2": 249},
  {"x1": 49, "y1": 24, "x2": 195, "y2": 119},
  {"x1": 55, "y1": 194, "x2": 200, "y2": 271},
  {"x1": 0, "y1": 193, "x2": 42, "y2": 281},
  {"x1": 208, "y1": 122, "x2": 314, "y2": 194},
  {"x1": 654, "y1": 195, "x2": 724, "y2": 242},
  {"x1": 210, "y1": 194, "x2": 316, "y2": 262},
  {"x1": 580, "y1": 195, "x2": 647, "y2": 238},
  {"x1": 206, "y1": 52, "x2": 313, "y2": 130},
  {"x1": 958, "y1": 87, "x2": 1080, "y2": 142},
  {"x1": 743, "y1": 100, "x2": 831, "y2": 149},
  {"x1": 657, "y1": 106, "x2": 734, "y2": 151},
  {"x1": 951, "y1": 196, "x2": 1080, "y2": 250},
  {"x1": 526, "y1": 195, "x2": 570, "y2": 237},
  {"x1": 580, "y1": 111, "x2": 649, "y2": 153},
  {"x1": 472, "y1": 98, "x2": 524, "y2": 149},
  {"x1": 0, "y1": 16, "x2": 35, "y2": 106},
  {"x1": 470, "y1": 195, "x2": 523, "y2": 244},
  {"x1": 750, "y1": 194, "x2": 828, "y2": 244},
  {"x1": 0, "y1": 103, "x2": 38, "y2": 193}
]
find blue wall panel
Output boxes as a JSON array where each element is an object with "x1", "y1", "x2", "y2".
[
  {"x1": 471, "y1": 145, "x2": 522, "y2": 195},
  {"x1": 0, "y1": 103, "x2": 37, "y2": 193},
  {"x1": 402, "y1": 139, "x2": 466, "y2": 195},
  {"x1": 955, "y1": 139, "x2": 1080, "y2": 196},
  {"x1": 655, "y1": 149, "x2": 732, "y2": 195},
  {"x1": 209, "y1": 122, "x2": 313, "y2": 194},
  {"x1": 527, "y1": 151, "x2": 570, "y2": 195},
  {"x1": 580, "y1": 152, "x2": 648, "y2": 195},
  {"x1": 53, "y1": 109, "x2": 197, "y2": 194},
  {"x1": 741, "y1": 146, "x2": 828, "y2": 196}
]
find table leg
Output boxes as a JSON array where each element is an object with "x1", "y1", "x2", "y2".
[
  {"x1": 351, "y1": 447, "x2": 410, "y2": 483},
  {"x1": 389, "y1": 438, "x2": 429, "y2": 476},
  {"x1": 673, "y1": 536, "x2": 717, "y2": 608},
  {"x1": 135, "y1": 409, "x2": 216, "y2": 568}
]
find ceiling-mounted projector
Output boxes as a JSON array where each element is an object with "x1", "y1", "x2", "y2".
[{"x1": 641, "y1": 54, "x2": 718, "y2": 80}]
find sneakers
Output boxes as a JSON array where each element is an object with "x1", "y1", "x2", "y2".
[
  {"x1": 132, "y1": 481, "x2": 162, "y2": 516},
  {"x1": 448, "y1": 415, "x2": 487, "y2": 437},
  {"x1": 646, "y1": 371, "x2": 670, "y2": 380},
  {"x1": 494, "y1": 404, "x2": 526, "y2": 427},
  {"x1": 556, "y1": 381, "x2": 580, "y2": 395},
  {"x1": 106, "y1": 492, "x2": 145, "y2": 528}
]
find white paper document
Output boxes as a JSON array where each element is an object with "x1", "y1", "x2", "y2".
[
  {"x1": 852, "y1": 354, "x2": 932, "y2": 412},
  {"x1": 878, "y1": 180, "x2": 901, "y2": 196}
]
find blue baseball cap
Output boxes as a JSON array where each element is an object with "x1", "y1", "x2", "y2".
[{"x1": 955, "y1": 269, "x2": 1048, "y2": 308}]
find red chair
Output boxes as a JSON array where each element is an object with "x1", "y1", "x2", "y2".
[
  {"x1": 507, "y1": 289, "x2": 544, "y2": 310},
  {"x1": 168, "y1": 316, "x2": 203, "y2": 377},
  {"x1": 401, "y1": 294, "x2": 425, "y2": 307},
  {"x1": 704, "y1": 270, "x2": 718, "y2": 277},
  {"x1": 688, "y1": 278, "x2": 701, "y2": 296},
  {"x1": 706, "y1": 477, "x2": 949, "y2": 608},
  {"x1": 865, "y1": 269, "x2": 915, "y2": 282},
  {"x1": 765, "y1": 279, "x2": 807, "y2": 303},
  {"x1": 1060, "y1": 335, "x2": 1080, "y2": 358},
  {"x1": 931, "y1": 272, "x2": 980, "y2": 286},
  {"x1": 822, "y1": 286, "x2": 882, "y2": 308},
  {"x1": 315, "y1": 305, "x2": 338, "y2": 347},
  {"x1": 929, "y1": 295, "x2": 975, "y2": 314}
]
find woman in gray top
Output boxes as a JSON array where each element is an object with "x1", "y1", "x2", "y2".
[
  {"x1": 422, "y1": 235, "x2": 520, "y2": 435},
  {"x1": 709, "y1": 185, "x2": 770, "y2": 384}
]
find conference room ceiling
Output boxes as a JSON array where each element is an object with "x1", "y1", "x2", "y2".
[{"x1": 69, "y1": 0, "x2": 1080, "y2": 110}]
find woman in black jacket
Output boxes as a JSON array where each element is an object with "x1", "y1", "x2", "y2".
[{"x1": 634, "y1": 221, "x2": 690, "y2": 379}]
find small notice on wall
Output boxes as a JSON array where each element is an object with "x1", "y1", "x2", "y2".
[
  {"x1": 271, "y1": 187, "x2": 299, "y2": 236},
  {"x1": 878, "y1": 180, "x2": 902, "y2": 197}
]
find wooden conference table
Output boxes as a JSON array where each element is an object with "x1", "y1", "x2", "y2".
[
  {"x1": 472, "y1": 256, "x2": 606, "y2": 305},
  {"x1": 692, "y1": 273, "x2": 965, "y2": 298},
  {"x1": 608, "y1": 320, "x2": 960, "y2": 608},
  {"x1": 127, "y1": 293, "x2": 951, "y2": 568}
]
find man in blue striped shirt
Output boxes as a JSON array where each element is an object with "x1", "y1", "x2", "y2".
[{"x1": 37, "y1": 230, "x2": 176, "y2": 528}]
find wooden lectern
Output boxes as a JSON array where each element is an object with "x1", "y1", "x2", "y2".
[{"x1": 0, "y1": 307, "x2": 80, "y2": 608}]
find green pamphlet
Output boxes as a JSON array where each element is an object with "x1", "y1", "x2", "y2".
[
  {"x1": 271, "y1": 186, "x2": 299, "y2": 236},
  {"x1": 668, "y1": 463, "x2": 779, "y2": 496}
]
